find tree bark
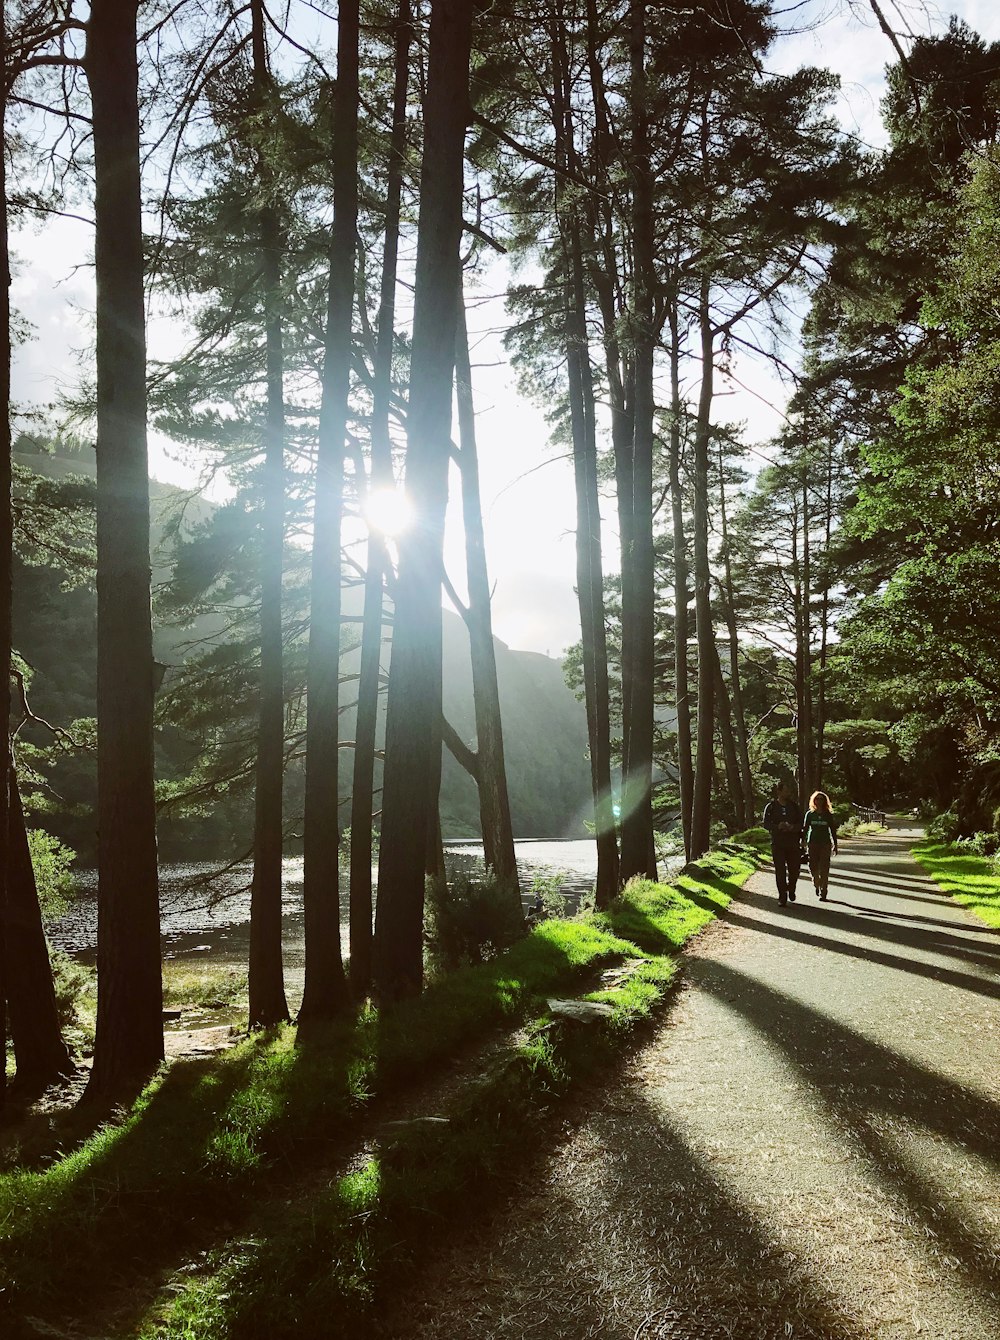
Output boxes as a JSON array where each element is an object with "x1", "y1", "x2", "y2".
[
  {"x1": 712, "y1": 643, "x2": 744, "y2": 831},
  {"x1": 551, "y1": 10, "x2": 619, "y2": 905},
  {"x1": 815, "y1": 442, "x2": 835, "y2": 790},
  {"x1": 717, "y1": 443, "x2": 754, "y2": 825},
  {"x1": 0, "y1": 34, "x2": 12, "y2": 1103},
  {"x1": 618, "y1": 0, "x2": 657, "y2": 882},
  {"x1": 349, "y1": 0, "x2": 411, "y2": 1001},
  {"x1": 454, "y1": 287, "x2": 520, "y2": 908},
  {"x1": 84, "y1": 0, "x2": 163, "y2": 1096},
  {"x1": 690, "y1": 276, "x2": 715, "y2": 859},
  {"x1": 5, "y1": 775, "x2": 73, "y2": 1090},
  {"x1": 667, "y1": 298, "x2": 693, "y2": 857},
  {"x1": 247, "y1": 0, "x2": 289, "y2": 1028},
  {"x1": 373, "y1": 0, "x2": 473, "y2": 1002},
  {"x1": 799, "y1": 466, "x2": 814, "y2": 796},
  {"x1": 299, "y1": 0, "x2": 358, "y2": 1025}
]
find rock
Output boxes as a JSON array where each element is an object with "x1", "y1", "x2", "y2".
[
  {"x1": 382, "y1": 1116, "x2": 450, "y2": 1130},
  {"x1": 546, "y1": 998, "x2": 615, "y2": 1023}
]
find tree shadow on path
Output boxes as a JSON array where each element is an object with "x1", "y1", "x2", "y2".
[{"x1": 695, "y1": 957, "x2": 1000, "y2": 1315}]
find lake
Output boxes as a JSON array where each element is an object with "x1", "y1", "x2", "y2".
[{"x1": 49, "y1": 839, "x2": 607, "y2": 990}]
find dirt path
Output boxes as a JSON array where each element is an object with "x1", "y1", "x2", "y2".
[{"x1": 380, "y1": 822, "x2": 1000, "y2": 1340}]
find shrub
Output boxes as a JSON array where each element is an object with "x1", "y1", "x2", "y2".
[
  {"x1": 926, "y1": 809, "x2": 961, "y2": 842},
  {"x1": 49, "y1": 947, "x2": 95, "y2": 1038},
  {"x1": 424, "y1": 872, "x2": 524, "y2": 975},
  {"x1": 527, "y1": 867, "x2": 573, "y2": 920},
  {"x1": 955, "y1": 830, "x2": 1000, "y2": 857}
]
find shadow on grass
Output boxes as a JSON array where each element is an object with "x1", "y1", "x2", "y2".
[{"x1": 0, "y1": 915, "x2": 651, "y2": 1335}]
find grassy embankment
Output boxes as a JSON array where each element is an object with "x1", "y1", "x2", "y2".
[
  {"x1": 0, "y1": 834, "x2": 767, "y2": 1339},
  {"x1": 912, "y1": 841, "x2": 1000, "y2": 930}
]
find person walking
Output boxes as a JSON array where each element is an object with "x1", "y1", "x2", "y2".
[
  {"x1": 762, "y1": 781, "x2": 803, "y2": 907},
  {"x1": 802, "y1": 790, "x2": 839, "y2": 900}
]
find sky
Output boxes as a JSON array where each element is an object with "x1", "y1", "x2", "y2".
[{"x1": 9, "y1": 0, "x2": 1000, "y2": 658}]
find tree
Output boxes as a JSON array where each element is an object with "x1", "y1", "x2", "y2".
[
  {"x1": 348, "y1": 0, "x2": 413, "y2": 1000},
  {"x1": 453, "y1": 287, "x2": 520, "y2": 906},
  {"x1": 246, "y1": 0, "x2": 290, "y2": 1029},
  {"x1": 5, "y1": 771, "x2": 73, "y2": 1091},
  {"x1": 299, "y1": 0, "x2": 358, "y2": 1025},
  {"x1": 373, "y1": 0, "x2": 474, "y2": 1001},
  {"x1": 84, "y1": 0, "x2": 162, "y2": 1095}
]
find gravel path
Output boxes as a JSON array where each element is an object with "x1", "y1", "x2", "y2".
[{"x1": 380, "y1": 822, "x2": 1000, "y2": 1340}]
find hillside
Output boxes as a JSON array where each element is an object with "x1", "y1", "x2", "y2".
[{"x1": 13, "y1": 440, "x2": 591, "y2": 857}]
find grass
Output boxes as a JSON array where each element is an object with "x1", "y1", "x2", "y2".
[
  {"x1": 0, "y1": 839, "x2": 765, "y2": 1339},
  {"x1": 912, "y1": 840, "x2": 1000, "y2": 930}
]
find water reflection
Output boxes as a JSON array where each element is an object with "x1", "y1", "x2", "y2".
[{"x1": 50, "y1": 839, "x2": 604, "y2": 969}]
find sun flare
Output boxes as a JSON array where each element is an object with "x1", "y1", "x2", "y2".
[{"x1": 364, "y1": 486, "x2": 413, "y2": 538}]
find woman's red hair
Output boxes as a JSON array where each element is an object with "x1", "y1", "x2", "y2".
[{"x1": 809, "y1": 790, "x2": 831, "y2": 812}]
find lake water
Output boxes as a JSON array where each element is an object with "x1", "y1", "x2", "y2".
[{"x1": 49, "y1": 838, "x2": 605, "y2": 979}]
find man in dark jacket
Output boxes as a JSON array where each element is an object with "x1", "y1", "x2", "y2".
[{"x1": 762, "y1": 782, "x2": 803, "y2": 907}]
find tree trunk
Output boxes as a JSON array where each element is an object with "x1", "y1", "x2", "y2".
[
  {"x1": 84, "y1": 0, "x2": 163, "y2": 1096},
  {"x1": 790, "y1": 491, "x2": 806, "y2": 804},
  {"x1": 551, "y1": 11, "x2": 619, "y2": 905},
  {"x1": 247, "y1": 0, "x2": 289, "y2": 1029},
  {"x1": 667, "y1": 298, "x2": 693, "y2": 857},
  {"x1": 799, "y1": 466, "x2": 814, "y2": 796},
  {"x1": 815, "y1": 444, "x2": 834, "y2": 790},
  {"x1": 299, "y1": 0, "x2": 358, "y2": 1025},
  {"x1": 6, "y1": 775, "x2": 73, "y2": 1090},
  {"x1": 690, "y1": 277, "x2": 715, "y2": 859},
  {"x1": 712, "y1": 643, "x2": 744, "y2": 831},
  {"x1": 717, "y1": 443, "x2": 754, "y2": 824},
  {"x1": 349, "y1": 0, "x2": 411, "y2": 1001},
  {"x1": 0, "y1": 40, "x2": 11, "y2": 1103},
  {"x1": 454, "y1": 287, "x2": 520, "y2": 908},
  {"x1": 618, "y1": 0, "x2": 656, "y2": 882},
  {"x1": 373, "y1": 0, "x2": 472, "y2": 1002}
]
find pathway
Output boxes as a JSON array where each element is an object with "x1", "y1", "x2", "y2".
[{"x1": 380, "y1": 821, "x2": 1000, "y2": 1340}]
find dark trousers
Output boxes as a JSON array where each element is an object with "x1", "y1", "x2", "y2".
[
  {"x1": 808, "y1": 844, "x2": 832, "y2": 890},
  {"x1": 772, "y1": 840, "x2": 801, "y2": 898}
]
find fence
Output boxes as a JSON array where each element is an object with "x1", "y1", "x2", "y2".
[{"x1": 852, "y1": 801, "x2": 887, "y2": 827}]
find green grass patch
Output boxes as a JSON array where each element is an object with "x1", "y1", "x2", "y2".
[
  {"x1": 912, "y1": 840, "x2": 1000, "y2": 929},
  {"x1": 1, "y1": 842, "x2": 765, "y2": 1339}
]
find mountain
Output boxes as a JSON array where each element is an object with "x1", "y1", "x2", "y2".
[{"x1": 13, "y1": 440, "x2": 592, "y2": 856}]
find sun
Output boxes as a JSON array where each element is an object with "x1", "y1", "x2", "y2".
[{"x1": 364, "y1": 486, "x2": 413, "y2": 537}]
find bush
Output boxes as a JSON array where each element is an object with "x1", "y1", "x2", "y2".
[
  {"x1": 926, "y1": 809, "x2": 962, "y2": 842},
  {"x1": 526, "y1": 867, "x2": 574, "y2": 920},
  {"x1": 49, "y1": 947, "x2": 95, "y2": 1039},
  {"x1": 424, "y1": 872, "x2": 524, "y2": 975},
  {"x1": 955, "y1": 830, "x2": 1000, "y2": 857}
]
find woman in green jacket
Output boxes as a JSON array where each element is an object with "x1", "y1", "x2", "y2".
[{"x1": 802, "y1": 791, "x2": 839, "y2": 901}]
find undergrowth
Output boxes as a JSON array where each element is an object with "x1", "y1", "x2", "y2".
[{"x1": 0, "y1": 839, "x2": 765, "y2": 1339}]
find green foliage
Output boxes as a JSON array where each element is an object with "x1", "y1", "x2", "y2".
[
  {"x1": 48, "y1": 949, "x2": 94, "y2": 1039},
  {"x1": 26, "y1": 829, "x2": 78, "y2": 923},
  {"x1": 926, "y1": 810, "x2": 962, "y2": 843},
  {"x1": 423, "y1": 872, "x2": 524, "y2": 974},
  {"x1": 526, "y1": 866, "x2": 573, "y2": 918}
]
